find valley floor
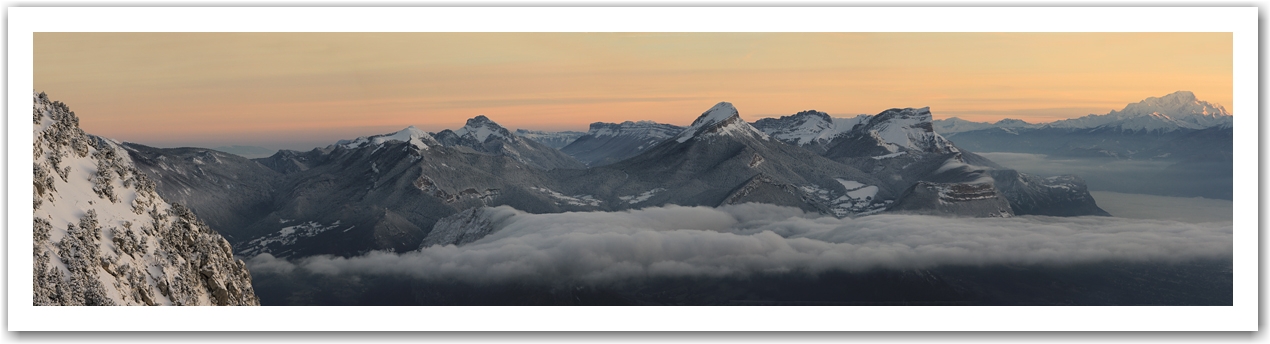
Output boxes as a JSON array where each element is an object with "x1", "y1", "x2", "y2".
[{"x1": 248, "y1": 259, "x2": 1232, "y2": 306}]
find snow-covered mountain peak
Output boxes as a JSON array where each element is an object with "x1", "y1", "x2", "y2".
[
  {"x1": 1045, "y1": 91, "x2": 1231, "y2": 131},
  {"x1": 676, "y1": 102, "x2": 768, "y2": 143},
  {"x1": 455, "y1": 115, "x2": 513, "y2": 143},
  {"x1": 859, "y1": 107, "x2": 958, "y2": 154},
  {"x1": 1115, "y1": 90, "x2": 1229, "y2": 119},
  {"x1": 338, "y1": 125, "x2": 439, "y2": 151},
  {"x1": 689, "y1": 102, "x2": 740, "y2": 129}
]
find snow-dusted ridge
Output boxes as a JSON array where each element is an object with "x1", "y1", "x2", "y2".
[
  {"x1": 338, "y1": 125, "x2": 438, "y2": 151},
  {"x1": 753, "y1": 110, "x2": 869, "y2": 146},
  {"x1": 587, "y1": 120, "x2": 682, "y2": 139}
]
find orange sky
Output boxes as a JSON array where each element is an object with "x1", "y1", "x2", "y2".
[{"x1": 34, "y1": 33, "x2": 1232, "y2": 150}]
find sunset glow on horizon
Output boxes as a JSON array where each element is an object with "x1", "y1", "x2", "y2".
[{"x1": 34, "y1": 32, "x2": 1232, "y2": 150}]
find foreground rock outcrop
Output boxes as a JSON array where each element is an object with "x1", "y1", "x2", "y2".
[{"x1": 32, "y1": 91, "x2": 259, "y2": 306}]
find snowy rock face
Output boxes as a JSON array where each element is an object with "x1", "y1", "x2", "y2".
[
  {"x1": 820, "y1": 107, "x2": 960, "y2": 159},
  {"x1": 752, "y1": 110, "x2": 869, "y2": 147},
  {"x1": 857, "y1": 107, "x2": 958, "y2": 154},
  {"x1": 32, "y1": 92, "x2": 259, "y2": 306},
  {"x1": 453, "y1": 115, "x2": 513, "y2": 143}
]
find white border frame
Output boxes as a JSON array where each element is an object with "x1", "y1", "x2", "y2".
[{"x1": 7, "y1": 7, "x2": 1259, "y2": 331}]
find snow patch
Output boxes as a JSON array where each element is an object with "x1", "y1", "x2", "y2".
[
  {"x1": 531, "y1": 187, "x2": 603, "y2": 207},
  {"x1": 846, "y1": 186, "x2": 879, "y2": 200},
  {"x1": 241, "y1": 221, "x2": 343, "y2": 257},
  {"x1": 618, "y1": 188, "x2": 665, "y2": 205},
  {"x1": 801, "y1": 182, "x2": 888, "y2": 218},
  {"x1": 872, "y1": 152, "x2": 907, "y2": 160},
  {"x1": 835, "y1": 179, "x2": 865, "y2": 190}
]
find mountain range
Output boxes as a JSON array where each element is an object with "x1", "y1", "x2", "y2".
[
  {"x1": 96, "y1": 97, "x2": 1111, "y2": 258},
  {"x1": 930, "y1": 91, "x2": 1233, "y2": 160},
  {"x1": 933, "y1": 91, "x2": 1231, "y2": 134}
]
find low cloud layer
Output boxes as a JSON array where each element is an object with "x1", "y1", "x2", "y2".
[{"x1": 248, "y1": 203, "x2": 1231, "y2": 285}]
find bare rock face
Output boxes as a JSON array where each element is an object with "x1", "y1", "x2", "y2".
[{"x1": 32, "y1": 91, "x2": 259, "y2": 306}]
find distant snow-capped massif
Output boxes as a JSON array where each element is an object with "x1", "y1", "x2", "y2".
[
  {"x1": 930, "y1": 91, "x2": 1233, "y2": 160},
  {"x1": 933, "y1": 91, "x2": 1231, "y2": 134},
  {"x1": 34, "y1": 90, "x2": 1228, "y2": 305}
]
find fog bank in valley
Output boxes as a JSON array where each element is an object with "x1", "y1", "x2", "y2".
[{"x1": 248, "y1": 203, "x2": 1231, "y2": 286}]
